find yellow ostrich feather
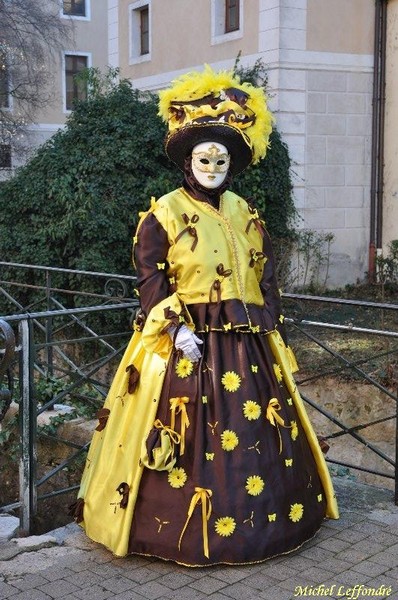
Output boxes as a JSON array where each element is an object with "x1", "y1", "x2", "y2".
[{"x1": 158, "y1": 65, "x2": 273, "y2": 164}]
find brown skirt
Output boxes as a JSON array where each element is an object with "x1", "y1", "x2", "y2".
[{"x1": 128, "y1": 330, "x2": 327, "y2": 566}]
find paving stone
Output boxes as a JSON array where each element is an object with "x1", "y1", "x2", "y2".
[
  {"x1": 370, "y1": 552, "x2": 398, "y2": 568},
  {"x1": 334, "y1": 549, "x2": 369, "y2": 564},
  {"x1": 134, "y1": 580, "x2": 174, "y2": 599},
  {"x1": 295, "y1": 546, "x2": 335, "y2": 562},
  {"x1": 64, "y1": 569, "x2": 104, "y2": 588},
  {"x1": 73, "y1": 585, "x2": 113, "y2": 600},
  {"x1": 189, "y1": 576, "x2": 228, "y2": 594},
  {"x1": 240, "y1": 571, "x2": 280, "y2": 589},
  {"x1": 10, "y1": 592, "x2": 52, "y2": 600},
  {"x1": 211, "y1": 567, "x2": 252, "y2": 584},
  {"x1": 101, "y1": 574, "x2": 137, "y2": 593},
  {"x1": 335, "y1": 528, "x2": 370, "y2": 542},
  {"x1": 352, "y1": 560, "x2": 391, "y2": 577},
  {"x1": 38, "y1": 568, "x2": 76, "y2": 583},
  {"x1": 330, "y1": 570, "x2": 373, "y2": 586},
  {"x1": 317, "y1": 537, "x2": 351, "y2": 553},
  {"x1": 154, "y1": 571, "x2": 195, "y2": 589},
  {"x1": 319, "y1": 557, "x2": 356, "y2": 574},
  {"x1": 386, "y1": 567, "x2": 398, "y2": 581},
  {"x1": 64, "y1": 560, "x2": 96, "y2": 573},
  {"x1": 112, "y1": 592, "x2": 154, "y2": 600},
  {"x1": 166, "y1": 587, "x2": 205, "y2": 600},
  {"x1": 38, "y1": 580, "x2": 81, "y2": 598},
  {"x1": 350, "y1": 521, "x2": 386, "y2": 534},
  {"x1": 0, "y1": 581, "x2": 19, "y2": 598},
  {"x1": 386, "y1": 542, "x2": 398, "y2": 554},
  {"x1": 11, "y1": 574, "x2": 50, "y2": 591},
  {"x1": 122, "y1": 565, "x2": 164, "y2": 584},
  {"x1": 275, "y1": 555, "x2": 316, "y2": 571},
  {"x1": 208, "y1": 581, "x2": 259, "y2": 600},
  {"x1": 350, "y1": 540, "x2": 387, "y2": 558},
  {"x1": 89, "y1": 562, "x2": 124, "y2": 577},
  {"x1": 259, "y1": 586, "x2": 296, "y2": 600},
  {"x1": 255, "y1": 563, "x2": 298, "y2": 582}
]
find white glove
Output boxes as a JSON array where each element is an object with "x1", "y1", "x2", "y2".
[{"x1": 168, "y1": 324, "x2": 203, "y2": 362}]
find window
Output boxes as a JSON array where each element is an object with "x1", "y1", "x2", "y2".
[
  {"x1": 211, "y1": 0, "x2": 243, "y2": 45},
  {"x1": 129, "y1": 1, "x2": 151, "y2": 64},
  {"x1": 140, "y1": 7, "x2": 149, "y2": 55},
  {"x1": 0, "y1": 145, "x2": 12, "y2": 169},
  {"x1": 64, "y1": 54, "x2": 89, "y2": 111},
  {"x1": 63, "y1": 0, "x2": 86, "y2": 17},
  {"x1": 0, "y1": 53, "x2": 10, "y2": 109},
  {"x1": 225, "y1": 0, "x2": 239, "y2": 33}
]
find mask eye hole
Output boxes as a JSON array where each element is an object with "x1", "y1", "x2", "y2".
[
  {"x1": 200, "y1": 158, "x2": 210, "y2": 165},
  {"x1": 217, "y1": 160, "x2": 226, "y2": 166}
]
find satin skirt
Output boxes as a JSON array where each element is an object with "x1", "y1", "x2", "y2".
[{"x1": 127, "y1": 330, "x2": 329, "y2": 566}]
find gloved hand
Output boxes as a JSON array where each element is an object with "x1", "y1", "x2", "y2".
[{"x1": 168, "y1": 324, "x2": 203, "y2": 362}]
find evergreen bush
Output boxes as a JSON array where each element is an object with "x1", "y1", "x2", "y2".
[{"x1": 0, "y1": 66, "x2": 296, "y2": 306}]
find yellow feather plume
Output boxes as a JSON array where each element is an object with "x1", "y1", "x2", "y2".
[{"x1": 158, "y1": 65, "x2": 273, "y2": 164}]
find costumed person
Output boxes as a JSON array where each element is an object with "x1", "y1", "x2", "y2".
[{"x1": 71, "y1": 65, "x2": 339, "y2": 566}]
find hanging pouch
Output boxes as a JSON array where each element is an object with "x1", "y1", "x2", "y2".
[{"x1": 140, "y1": 419, "x2": 181, "y2": 472}]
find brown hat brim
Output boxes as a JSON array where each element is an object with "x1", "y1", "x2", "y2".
[{"x1": 165, "y1": 122, "x2": 253, "y2": 175}]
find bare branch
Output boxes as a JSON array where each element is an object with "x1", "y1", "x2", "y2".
[{"x1": 0, "y1": 0, "x2": 74, "y2": 154}]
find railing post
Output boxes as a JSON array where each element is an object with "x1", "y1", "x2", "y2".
[
  {"x1": 45, "y1": 269, "x2": 53, "y2": 377},
  {"x1": 395, "y1": 386, "x2": 398, "y2": 506},
  {"x1": 19, "y1": 317, "x2": 37, "y2": 535}
]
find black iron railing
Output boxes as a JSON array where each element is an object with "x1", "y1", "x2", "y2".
[{"x1": 0, "y1": 263, "x2": 397, "y2": 537}]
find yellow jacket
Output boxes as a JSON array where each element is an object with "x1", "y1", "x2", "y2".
[{"x1": 134, "y1": 188, "x2": 283, "y2": 354}]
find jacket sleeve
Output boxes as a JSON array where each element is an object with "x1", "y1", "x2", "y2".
[
  {"x1": 260, "y1": 229, "x2": 288, "y2": 344},
  {"x1": 133, "y1": 212, "x2": 170, "y2": 318},
  {"x1": 133, "y1": 211, "x2": 193, "y2": 356},
  {"x1": 260, "y1": 229, "x2": 299, "y2": 372}
]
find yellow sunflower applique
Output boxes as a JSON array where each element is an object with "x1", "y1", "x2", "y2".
[
  {"x1": 221, "y1": 371, "x2": 241, "y2": 392},
  {"x1": 289, "y1": 503, "x2": 304, "y2": 522},
  {"x1": 175, "y1": 357, "x2": 194, "y2": 378},
  {"x1": 168, "y1": 467, "x2": 187, "y2": 489},
  {"x1": 245, "y1": 475, "x2": 265, "y2": 496},
  {"x1": 221, "y1": 430, "x2": 239, "y2": 451},
  {"x1": 215, "y1": 516, "x2": 236, "y2": 537},
  {"x1": 243, "y1": 400, "x2": 261, "y2": 421},
  {"x1": 273, "y1": 363, "x2": 283, "y2": 383},
  {"x1": 291, "y1": 421, "x2": 299, "y2": 440}
]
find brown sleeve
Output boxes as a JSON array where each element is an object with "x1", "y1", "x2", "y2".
[
  {"x1": 133, "y1": 212, "x2": 170, "y2": 318},
  {"x1": 260, "y1": 229, "x2": 288, "y2": 344}
]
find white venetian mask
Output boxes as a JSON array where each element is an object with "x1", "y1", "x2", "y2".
[{"x1": 191, "y1": 142, "x2": 230, "y2": 189}]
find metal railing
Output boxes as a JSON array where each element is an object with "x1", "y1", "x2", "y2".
[{"x1": 0, "y1": 262, "x2": 397, "y2": 537}]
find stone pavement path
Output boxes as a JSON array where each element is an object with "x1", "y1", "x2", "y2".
[{"x1": 0, "y1": 478, "x2": 397, "y2": 600}]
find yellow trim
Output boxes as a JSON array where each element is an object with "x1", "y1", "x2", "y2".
[{"x1": 268, "y1": 330, "x2": 339, "y2": 520}]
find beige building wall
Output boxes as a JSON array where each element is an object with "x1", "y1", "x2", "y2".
[
  {"x1": 114, "y1": 0, "x2": 379, "y2": 286},
  {"x1": 302, "y1": 0, "x2": 375, "y2": 285},
  {"x1": 307, "y1": 0, "x2": 374, "y2": 55},
  {"x1": 24, "y1": 0, "x2": 109, "y2": 156},
  {"x1": 119, "y1": 0, "x2": 259, "y2": 86},
  {"x1": 383, "y1": 0, "x2": 398, "y2": 251}
]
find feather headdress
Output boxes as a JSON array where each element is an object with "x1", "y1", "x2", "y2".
[{"x1": 158, "y1": 65, "x2": 273, "y2": 174}]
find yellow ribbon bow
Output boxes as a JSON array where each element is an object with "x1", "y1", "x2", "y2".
[
  {"x1": 266, "y1": 398, "x2": 289, "y2": 455},
  {"x1": 169, "y1": 397, "x2": 190, "y2": 456},
  {"x1": 153, "y1": 419, "x2": 181, "y2": 445},
  {"x1": 178, "y1": 487, "x2": 213, "y2": 559}
]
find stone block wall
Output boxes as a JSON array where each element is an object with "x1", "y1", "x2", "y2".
[{"x1": 259, "y1": 0, "x2": 374, "y2": 288}]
